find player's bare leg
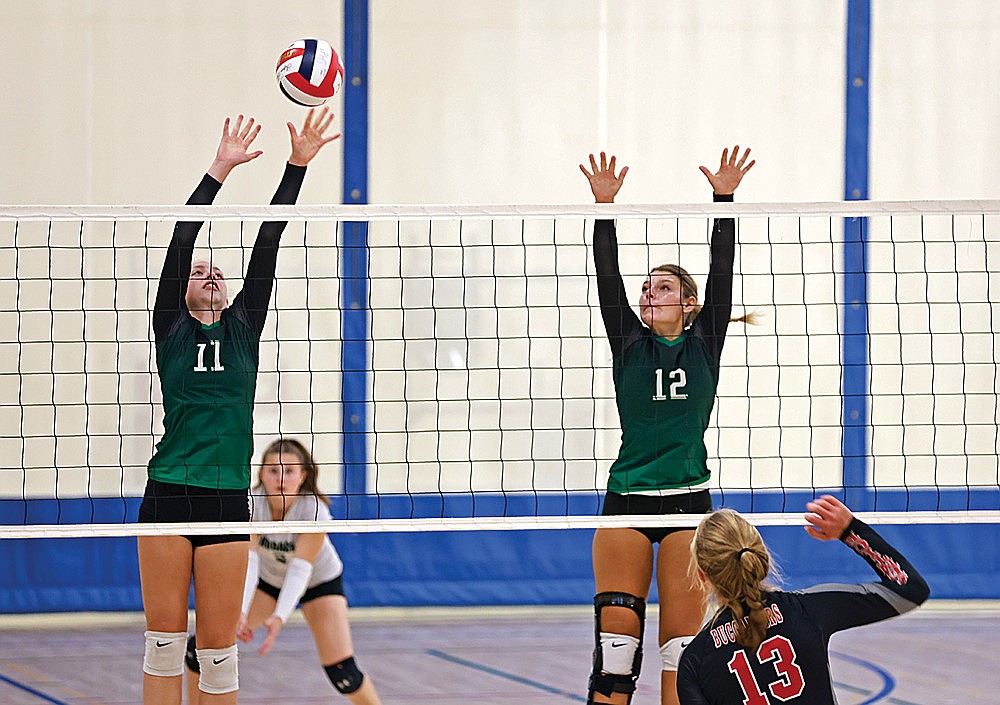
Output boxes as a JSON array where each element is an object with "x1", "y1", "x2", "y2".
[
  {"x1": 302, "y1": 595, "x2": 383, "y2": 704},
  {"x1": 657, "y1": 530, "x2": 705, "y2": 705},
  {"x1": 590, "y1": 528, "x2": 654, "y2": 704},
  {"x1": 139, "y1": 535, "x2": 194, "y2": 705}
]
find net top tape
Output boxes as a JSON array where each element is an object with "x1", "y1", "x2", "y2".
[
  {"x1": 3, "y1": 200, "x2": 1000, "y2": 222},
  {"x1": 1, "y1": 511, "x2": 997, "y2": 539}
]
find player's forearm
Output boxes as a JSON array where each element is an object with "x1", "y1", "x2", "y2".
[
  {"x1": 594, "y1": 219, "x2": 640, "y2": 352},
  {"x1": 841, "y1": 518, "x2": 931, "y2": 610},
  {"x1": 152, "y1": 174, "x2": 223, "y2": 338}
]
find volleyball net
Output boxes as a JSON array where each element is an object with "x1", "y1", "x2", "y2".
[{"x1": 0, "y1": 202, "x2": 998, "y2": 538}]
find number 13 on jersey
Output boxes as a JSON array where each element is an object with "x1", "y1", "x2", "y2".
[{"x1": 653, "y1": 368, "x2": 688, "y2": 401}]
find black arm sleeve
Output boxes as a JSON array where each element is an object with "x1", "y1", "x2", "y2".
[
  {"x1": 799, "y1": 518, "x2": 930, "y2": 635},
  {"x1": 231, "y1": 162, "x2": 307, "y2": 335},
  {"x1": 593, "y1": 219, "x2": 645, "y2": 357},
  {"x1": 152, "y1": 174, "x2": 223, "y2": 342},
  {"x1": 691, "y1": 193, "x2": 735, "y2": 360}
]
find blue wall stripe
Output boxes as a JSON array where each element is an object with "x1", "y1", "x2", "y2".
[
  {"x1": 1, "y1": 490, "x2": 996, "y2": 612},
  {"x1": 843, "y1": 0, "x2": 872, "y2": 510},
  {"x1": 341, "y1": 0, "x2": 370, "y2": 496}
]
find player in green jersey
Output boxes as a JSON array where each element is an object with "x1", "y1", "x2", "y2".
[
  {"x1": 578, "y1": 148, "x2": 755, "y2": 705},
  {"x1": 137, "y1": 109, "x2": 339, "y2": 705}
]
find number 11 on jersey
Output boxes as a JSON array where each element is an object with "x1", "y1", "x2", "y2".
[
  {"x1": 194, "y1": 340, "x2": 225, "y2": 372},
  {"x1": 653, "y1": 368, "x2": 688, "y2": 401}
]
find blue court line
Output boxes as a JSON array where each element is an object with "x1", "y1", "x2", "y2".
[
  {"x1": 427, "y1": 646, "x2": 920, "y2": 705},
  {"x1": 830, "y1": 650, "x2": 897, "y2": 705},
  {"x1": 0, "y1": 672, "x2": 73, "y2": 705},
  {"x1": 426, "y1": 648, "x2": 587, "y2": 702}
]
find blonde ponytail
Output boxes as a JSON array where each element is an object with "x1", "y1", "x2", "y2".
[{"x1": 691, "y1": 509, "x2": 777, "y2": 650}]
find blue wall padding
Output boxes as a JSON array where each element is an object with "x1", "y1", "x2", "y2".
[{"x1": 0, "y1": 491, "x2": 996, "y2": 613}]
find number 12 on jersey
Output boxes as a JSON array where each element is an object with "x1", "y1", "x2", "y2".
[{"x1": 653, "y1": 368, "x2": 688, "y2": 401}]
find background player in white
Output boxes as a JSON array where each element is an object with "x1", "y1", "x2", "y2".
[
  {"x1": 677, "y1": 495, "x2": 930, "y2": 704},
  {"x1": 184, "y1": 438, "x2": 382, "y2": 705}
]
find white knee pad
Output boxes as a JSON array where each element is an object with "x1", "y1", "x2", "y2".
[
  {"x1": 599, "y1": 632, "x2": 640, "y2": 675},
  {"x1": 143, "y1": 630, "x2": 188, "y2": 677},
  {"x1": 660, "y1": 636, "x2": 695, "y2": 671},
  {"x1": 196, "y1": 645, "x2": 239, "y2": 694}
]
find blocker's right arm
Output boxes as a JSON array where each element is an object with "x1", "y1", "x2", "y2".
[{"x1": 152, "y1": 115, "x2": 262, "y2": 341}]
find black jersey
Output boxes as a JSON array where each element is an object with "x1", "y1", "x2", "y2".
[
  {"x1": 594, "y1": 194, "x2": 735, "y2": 493},
  {"x1": 147, "y1": 163, "x2": 306, "y2": 489},
  {"x1": 677, "y1": 519, "x2": 930, "y2": 705}
]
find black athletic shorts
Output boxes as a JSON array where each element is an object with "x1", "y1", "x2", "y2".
[
  {"x1": 601, "y1": 489, "x2": 712, "y2": 543},
  {"x1": 138, "y1": 478, "x2": 250, "y2": 547},
  {"x1": 257, "y1": 574, "x2": 345, "y2": 604}
]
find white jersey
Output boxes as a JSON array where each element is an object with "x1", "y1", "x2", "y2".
[{"x1": 249, "y1": 490, "x2": 344, "y2": 588}]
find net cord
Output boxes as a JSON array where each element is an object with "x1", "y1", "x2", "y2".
[
  {"x1": 1, "y1": 511, "x2": 997, "y2": 539},
  {"x1": 5, "y1": 200, "x2": 1000, "y2": 221}
]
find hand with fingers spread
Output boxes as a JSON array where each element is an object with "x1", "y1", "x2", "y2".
[
  {"x1": 804, "y1": 494, "x2": 854, "y2": 541},
  {"x1": 288, "y1": 106, "x2": 341, "y2": 167},
  {"x1": 207, "y1": 114, "x2": 264, "y2": 183},
  {"x1": 699, "y1": 145, "x2": 755, "y2": 195},
  {"x1": 579, "y1": 152, "x2": 629, "y2": 203}
]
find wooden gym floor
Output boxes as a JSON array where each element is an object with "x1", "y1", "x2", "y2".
[{"x1": 0, "y1": 602, "x2": 995, "y2": 705}]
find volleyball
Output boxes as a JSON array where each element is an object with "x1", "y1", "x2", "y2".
[{"x1": 276, "y1": 38, "x2": 344, "y2": 107}]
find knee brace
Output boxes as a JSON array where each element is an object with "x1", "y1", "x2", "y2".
[
  {"x1": 588, "y1": 592, "x2": 646, "y2": 703},
  {"x1": 143, "y1": 630, "x2": 188, "y2": 677},
  {"x1": 196, "y1": 645, "x2": 239, "y2": 695},
  {"x1": 660, "y1": 636, "x2": 695, "y2": 671},
  {"x1": 325, "y1": 656, "x2": 365, "y2": 694},
  {"x1": 185, "y1": 634, "x2": 200, "y2": 673}
]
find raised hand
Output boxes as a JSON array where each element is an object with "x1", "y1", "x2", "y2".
[
  {"x1": 580, "y1": 152, "x2": 629, "y2": 203},
  {"x1": 207, "y1": 114, "x2": 264, "y2": 182},
  {"x1": 288, "y1": 106, "x2": 341, "y2": 167},
  {"x1": 699, "y1": 145, "x2": 755, "y2": 195},
  {"x1": 804, "y1": 494, "x2": 854, "y2": 541}
]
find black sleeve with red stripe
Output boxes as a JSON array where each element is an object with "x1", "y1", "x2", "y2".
[{"x1": 797, "y1": 518, "x2": 930, "y2": 635}]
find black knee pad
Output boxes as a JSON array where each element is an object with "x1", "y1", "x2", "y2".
[
  {"x1": 588, "y1": 592, "x2": 646, "y2": 702},
  {"x1": 325, "y1": 656, "x2": 364, "y2": 694},
  {"x1": 185, "y1": 634, "x2": 200, "y2": 674}
]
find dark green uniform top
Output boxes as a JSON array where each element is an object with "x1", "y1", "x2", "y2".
[
  {"x1": 594, "y1": 194, "x2": 735, "y2": 493},
  {"x1": 147, "y1": 163, "x2": 306, "y2": 489}
]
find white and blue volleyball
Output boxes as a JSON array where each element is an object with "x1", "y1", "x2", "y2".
[{"x1": 276, "y1": 39, "x2": 344, "y2": 107}]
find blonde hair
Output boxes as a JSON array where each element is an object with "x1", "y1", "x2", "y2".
[
  {"x1": 691, "y1": 509, "x2": 777, "y2": 650},
  {"x1": 650, "y1": 264, "x2": 760, "y2": 328}
]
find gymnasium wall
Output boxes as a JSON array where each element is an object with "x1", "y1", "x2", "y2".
[{"x1": 0, "y1": 2, "x2": 998, "y2": 610}]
